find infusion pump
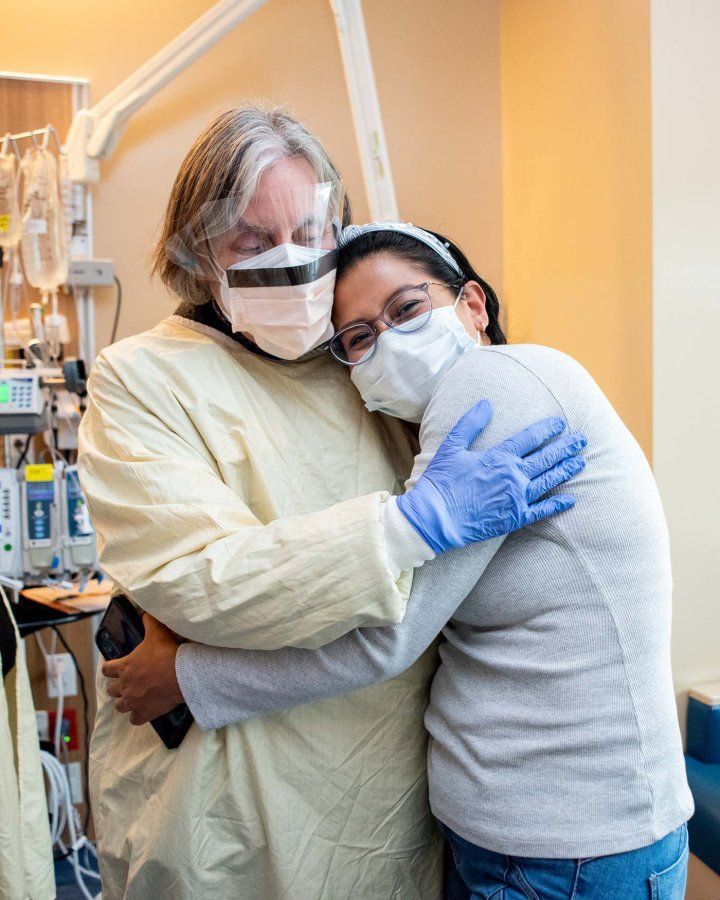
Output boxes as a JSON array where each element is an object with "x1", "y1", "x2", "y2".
[
  {"x1": 61, "y1": 466, "x2": 97, "y2": 571},
  {"x1": 0, "y1": 469, "x2": 22, "y2": 577},
  {"x1": 0, "y1": 464, "x2": 97, "y2": 579},
  {"x1": 0, "y1": 370, "x2": 48, "y2": 435},
  {"x1": 22, "y1": 463, "x2": 59, "y2": 573}
]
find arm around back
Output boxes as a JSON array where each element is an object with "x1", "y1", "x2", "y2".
[{"x1": 176, "y1": 349, "x2": 584, "y2": 730}]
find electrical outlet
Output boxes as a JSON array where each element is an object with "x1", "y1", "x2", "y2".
[
  {"x1": 48, "y1": 709, "x2": 79, "y2": 752},
  {"x1": 46, "y1": 653, "x2": 77, "y2": 698},
  {"x1": 36, "y1": 710, "x2": 49, "y2": 742},
  {"x1": 64, "y1": 761, "x2": 82, "y2": 804}
]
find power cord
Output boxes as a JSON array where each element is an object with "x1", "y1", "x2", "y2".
[
  {"x1": 15, "y1": 433, "x2": 32, "y2": 469},
  {"x1": 35, "y1": 630, "x2": 64, "y2": 758},
  {"x1": 110, "y1": 274, "x2": 122, "y2": 344},
  {"x1": 50, "y1": 625, "x2": 93, "y2": 834},
  {"x1": 34, "y1": 622, "x2": 99, "y2": 897}
]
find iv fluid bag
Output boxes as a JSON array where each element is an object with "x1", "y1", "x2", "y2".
[
  {"x1": 20, "y1": 148, "x2": 67, "y2": 292},
  {"x1": 0, "y1": 152, "x2": 21, "y2": 249}
]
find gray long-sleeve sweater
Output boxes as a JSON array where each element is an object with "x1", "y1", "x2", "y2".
[{"x1": 176, "y1": 344, "x2": 693, "y2": 858}]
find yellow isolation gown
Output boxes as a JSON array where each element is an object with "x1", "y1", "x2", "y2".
[
  {"x1": 0, "y1": 591, "x2": 55, "y2": 900},
  {"x1": 78, "y1": 313, "x2": 442, "y2": 899}
]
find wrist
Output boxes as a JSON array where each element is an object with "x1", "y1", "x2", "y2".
[
  {"x1": 166, "y1": 648, "x2": 184, "y2": 706},
  {"x1": 396, "y1": 480, "x2": 450, "y2": 555}
]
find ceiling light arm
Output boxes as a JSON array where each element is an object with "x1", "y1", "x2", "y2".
[
  {"x1": 65, "y1": 0, "x2": 269, "y2": 183},
  {"x1": 64, "y1": 0, "x2": 399, "y2": 223}
]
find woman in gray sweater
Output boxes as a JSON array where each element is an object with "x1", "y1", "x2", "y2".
[{"x1": 107, "y1": 223, "x2": 693, "y2": 899}]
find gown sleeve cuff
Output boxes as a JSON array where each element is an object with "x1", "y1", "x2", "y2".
[{"x1": 379, "y1": 496, "x2": 436, "y2": 580}]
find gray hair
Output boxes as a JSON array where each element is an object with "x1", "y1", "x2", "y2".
[{"x1": 153, "y1": 104, "x2": 350, "y2": 306}]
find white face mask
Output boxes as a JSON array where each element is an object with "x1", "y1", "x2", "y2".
[
  {"x1": 350, "y1": 304, "x2": 479, "y2": 423},
  {"x1": 219, "y1": 243, "x2": 336, "y2": 360}
]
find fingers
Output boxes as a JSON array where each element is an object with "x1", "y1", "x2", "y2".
[
  {"x1": 445, "y1": 400, "x2": 493, "y2": 449},
  {"x1": 527, "y1": 456, "x2": 585, "y2": 503},
  {"x1": 527, "y1": 493, "x2": 576, "y2": 525},
  {"x1": 102, "y1": 658, "x2": 123, "y2": 678},
  {"x1": 106, "y1": 678, "x2": 122, "y2": 699},
  {"x1": 129, "y1": 712, "x2": 149, "y2": 727},
  {"x1": 523, "y1": 433, "x2": 587, "y2": 480},
  {"x1": 498, "y1": 416, "x2": 567, "y2": 459},
  {"x1": 107, "y1": 677, "x2": 131, "y2": 714}
]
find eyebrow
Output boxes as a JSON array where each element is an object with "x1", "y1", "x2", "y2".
[
  {"x1": 232, "y1": 221, "x2": 266, "y2": 237},
  {"x1": 233, "y1": 214, "x2": 320, "y2": 237},
  {"x1": 338, "y1": 283, "x2": 423, "y2": 329}
]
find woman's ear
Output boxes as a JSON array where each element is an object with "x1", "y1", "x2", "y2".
[{"x1": 461, "y1": 280, "x2": 490, "y2": 335}]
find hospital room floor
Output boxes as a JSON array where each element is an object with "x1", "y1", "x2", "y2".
[{"x1": 54, "y1": 855, "x2": 100, "y2": 899}]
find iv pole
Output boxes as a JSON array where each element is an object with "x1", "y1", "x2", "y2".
[
  {"x1": 330, "y1": 0, "x2": 398, "y2": 220},
  {"x1": 64, "y1": 0, "x2": 399, "y2": 220}
]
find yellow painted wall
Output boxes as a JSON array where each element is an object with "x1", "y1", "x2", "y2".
[
  {"x1": 0, "y1": 0, "x2": 502, "y2": 350},
  {"x1": 501, "y1": 0, "x2": 653, "y2": 456},
  {"x1": 652, "y1": 0, "x2": 720, "y2": 737}
]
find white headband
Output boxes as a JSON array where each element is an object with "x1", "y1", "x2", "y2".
[{"x1": 339, "y1": 221, "x2": 464, "y2": 278}]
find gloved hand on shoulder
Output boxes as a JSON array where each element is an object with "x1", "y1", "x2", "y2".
[{"x1": 396, "y1": 400, "x2": 586, "y2": 554}]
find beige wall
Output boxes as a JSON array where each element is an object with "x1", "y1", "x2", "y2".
[
  {"x1": 651, "y1": 6, "x2": 720, "y2": 887},
  {"x1": 651, "y1": 0, "x2": 720, "y2": 729},
  {"x1": 500, "y1": 0, "x2": 653, "y2": 457},
  {"x1": 0, "y1": 0, "x2": 502, "y2": 349}
]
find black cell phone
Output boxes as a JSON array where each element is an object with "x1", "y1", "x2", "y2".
[{"x1": 95, "y1": 595, "x2": 194, "y2": 750}]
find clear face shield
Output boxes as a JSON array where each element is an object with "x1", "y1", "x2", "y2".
[{"x1": 167, "y1": 180, "x2": 344, "y2": 360}]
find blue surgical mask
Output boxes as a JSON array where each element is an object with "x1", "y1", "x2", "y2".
[{"x1": 350, "y1": 303, "x2": 478, "y2": 423}]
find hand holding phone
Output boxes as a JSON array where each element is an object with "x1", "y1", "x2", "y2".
[{"x1": 95, "y1": 595, "x2": 193, "y2": 749}]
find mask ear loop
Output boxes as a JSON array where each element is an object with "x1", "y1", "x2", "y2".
[
  {"x1": 451, "y1": 280, "x2": 465, "y2": 311},
  {"x1": 452, "y1": 280, "x2": 483, "y2": 345}
]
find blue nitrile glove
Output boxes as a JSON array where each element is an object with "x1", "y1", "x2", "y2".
[{"x1": 396, "y1": 400, "x2": 586, "y2": 554}]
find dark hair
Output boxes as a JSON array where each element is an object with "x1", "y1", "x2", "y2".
[{"x1": 336, "y1": 228, "x2": 507, "y2": 344}]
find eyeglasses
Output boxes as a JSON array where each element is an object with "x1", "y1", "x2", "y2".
[{"x1": 329, "y1": 281, "x2": 463, "y2": 366}]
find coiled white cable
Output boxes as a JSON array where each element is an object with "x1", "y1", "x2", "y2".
[
  {"x1": 39, "y1": 749, "x2": 101, "y2": 899},
  {"x1": 35, "y1": 630, "x2": 65, "y2": 757}
]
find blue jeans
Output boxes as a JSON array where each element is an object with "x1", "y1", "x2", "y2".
[{"x1": 439, "y1": 821, "x2": 689, "y2": 900}]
